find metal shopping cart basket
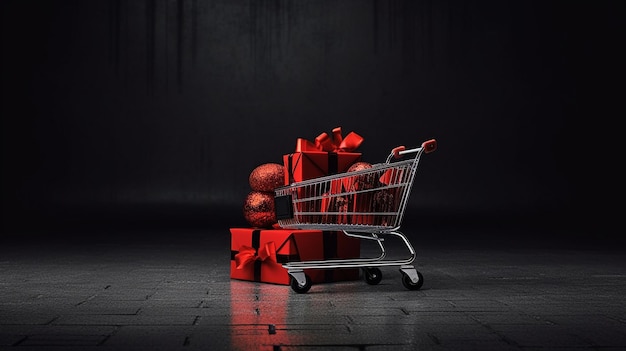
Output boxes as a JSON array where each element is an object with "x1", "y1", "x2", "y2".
[{"x1": 274, "y1": 139, "x2": 437, "y2": 293}]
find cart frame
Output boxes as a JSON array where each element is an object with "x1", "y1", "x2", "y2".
[{"x1": 274, "y1": 139, "x2": 437, "y2": 293}]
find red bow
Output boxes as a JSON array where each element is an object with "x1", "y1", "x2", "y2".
[
  {"x1": 234, "y1": 242, "x2": 277, "y2": 269},
  {"x1": 295, "y1": 127, "x2": 363, "y2": 153}
]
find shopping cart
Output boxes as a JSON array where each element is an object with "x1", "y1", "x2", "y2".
[{"x1": 274, "y1": 139, "x2": 437, "y2": 293}]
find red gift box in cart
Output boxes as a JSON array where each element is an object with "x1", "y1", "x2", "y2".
[{"x1": 274, "y1": 139, "x2": 437, "y2": 293}]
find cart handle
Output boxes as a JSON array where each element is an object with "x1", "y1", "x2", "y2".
[
  {"x1": 391, "y1": 146, "x2": 406, "y2": 159},
  {"x1": 422, "y1": 139, "x2": 437, "y2": 153},
  {"x1": 390, "y1": 139, "x2": 437, "y2": 159}
]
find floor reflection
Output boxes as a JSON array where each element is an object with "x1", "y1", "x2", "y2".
[
  {"x1": 229, "y1": 280, "x2": 296, "y2": 350},
  {"x1": 228, "y1": 279, "x2": 365, "y2": 350}
]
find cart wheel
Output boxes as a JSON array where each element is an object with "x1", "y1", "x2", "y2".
[
  {"x1": 401, "y1": 270, "x2": 424, "y2": 290},
  {"x1": 364, "y1": 267, "x2": 383, "y2": 285},
  {"x1": 290, "y1": 274, "x2": 312, "y2": 294}
]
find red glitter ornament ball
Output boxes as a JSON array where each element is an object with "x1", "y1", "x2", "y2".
[
  {"x1": 347, "y1": 161, "x2": 376, "y2": 190},
  {"x1": 249, "y1": 163, "x2": 285, "y2": 192},
  {"x1": 243, "y1": 191, "x2": 277, "y2": 228},
  {"x1": 347, "y1": 161, "x2": 373, "y2": 173}
]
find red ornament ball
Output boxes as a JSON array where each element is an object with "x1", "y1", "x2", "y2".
[
  {"x1": 347, "y1": 161, "x2": 373, "y2": 173},
  {"x1": 249, "y1": 163, "x2": 285, "y2": 192},
  {"x1": 243, "y1": 191, "x2": 277, "y2": 228},
  {"x1": 347, "y1": 161, "x2": 376, "y2": 190}
]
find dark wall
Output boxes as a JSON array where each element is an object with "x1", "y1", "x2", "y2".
[{"x1": 1, "y1": 0, "x2": 623, "y2": 240}]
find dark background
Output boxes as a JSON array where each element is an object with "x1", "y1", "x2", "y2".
[{"x1": 1, "y1": 0, "x2": 623, "y2": 245}]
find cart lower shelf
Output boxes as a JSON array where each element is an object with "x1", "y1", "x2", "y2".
[{"x1": 284, "y1": 230, "x2": 424, "y2": 293}]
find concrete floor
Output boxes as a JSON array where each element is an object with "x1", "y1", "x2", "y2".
[{"x1": 1, "y1": 227, "x2": 625, "y2": 351}]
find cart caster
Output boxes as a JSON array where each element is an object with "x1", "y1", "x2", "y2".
[
  {"x1": 401, "y1": 270, "x2": 424, "y2": 291},
  {"x1": 364, "y1": 267, "x2": 383, "y2": 285},
  {"x1": 290, "y1": 274, "x2": 312, "y2": 294}
]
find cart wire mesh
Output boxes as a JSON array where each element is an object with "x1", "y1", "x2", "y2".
[{"x1": 275, "y1": 150, "x2": 425, "y2": 233}]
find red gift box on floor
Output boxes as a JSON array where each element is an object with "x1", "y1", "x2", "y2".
[{"x1": 230, "y1": 228, "x2": 360, "y2": 285}]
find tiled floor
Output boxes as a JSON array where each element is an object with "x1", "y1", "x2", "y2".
[{"x1": 1, "y1": 228, "x2": 625, "y2": 351}]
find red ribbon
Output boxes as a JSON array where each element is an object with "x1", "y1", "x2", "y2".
[
  {"x1": 234, "y1": 241, "x2": 277, "y2": 269},
  {"x1": 295, "y1": 127, "x2": 363, "y2": 153}
]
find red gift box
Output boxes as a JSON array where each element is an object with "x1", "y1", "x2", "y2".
[
  {"x1": 283, "y1": 127, "x2": 363, "y2": 224},
  {"x1": 319, "y1": 178, "x2": 351, "y2": 224},
  {"x1": 230, "y1": 228, "x2": 360, "y2": 285},
  {"x1": 283, "y1": 127, "x2": 363, "y2": 185}
]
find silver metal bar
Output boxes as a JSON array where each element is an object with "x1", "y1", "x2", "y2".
[{"x1": 282, "y1": 231, "x2": 415, "y2": 270}]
